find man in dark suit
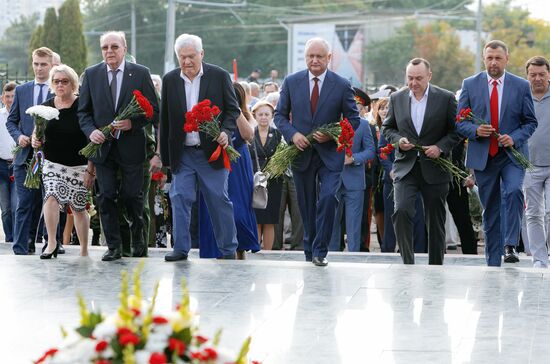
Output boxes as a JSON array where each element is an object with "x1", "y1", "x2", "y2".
[
  {"x1": 78, "y1": 31, "x2": 159, "y2": 261},
  {"x1": 159, "y1": 33, "x2": 240, "y2": 261},
  {"x1": 382, "y1": 58, "x2": 459, "y2": 265},
  {"x1": 274, "y1": 37, "x2": 360, "y2": 266},
  {"x1": 6, "y1": 47, "x2": 54, "y2": 255},
  {"x1": 456, "y1": 40, "x2": 537, "y2": 266}
]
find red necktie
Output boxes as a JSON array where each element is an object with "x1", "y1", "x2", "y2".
[
  {"x1": 489, "y1": 80, "x2": 499, "y2": 157},
  {"x1": 311, "y1": 77, "x2": 319, "y2": 115}
]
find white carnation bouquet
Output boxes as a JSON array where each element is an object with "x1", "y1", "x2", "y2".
[
  {"x1": 34, "y1": 263, "x2": 257, "y2": 364},
  {"x1": 20, "y1": 105, "x2": 60, "y2": 189}
]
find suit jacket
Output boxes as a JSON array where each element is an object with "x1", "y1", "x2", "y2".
[
  {"x1": 456, "y1": 71, "x2": 537, "y2": 171},
  {"x1": 341, "y1": 118, "x2": 375, "y2": 191},
  {"x1": 159, "y1": 63, "x2": 239, "y2": 172},
  {"x1": 381, "y1": 84, "x2": 459, "y2": 184},
  {"x1": 6, "y1": 81, "x2": 54, "y2": 166},
  {"x1": 251, "y1": 127, "x2": 282, "y2": 172},
  {"x1": 274, "y1": 69, "x2": 360, "y2": 172},
  {"x1": 78, "y1": 61, "x2": 159, "y2": 165}
]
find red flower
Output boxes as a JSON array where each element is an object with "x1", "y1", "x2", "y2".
[
  {"x1": 196, "y1": 335, "x2": 209, "y2": 345},
  {"x1": 153, "y1": 316, "x2": 169, "y2": 324},
  {"x1": 97, "y1": 360, "x2": 111, "y2": 364},
  {"x1": 117, "y1": 327, "x2": 140, "y2": 346},
  {"x1": 380, "y1": 153, "x2": 388, "y2": 160},
  {"x1": 9, "y1": 175, "x2": 14, "y2": 182},
  {"x1": 204, "y1": 347, "x2": 218, "y2": 360},
  {"x1": 151, "y1": 172, "x2": 165, "y2": 182},
  {"x1": 95, "y1": 340, "x2": 109, "y2": 352},
  {"x1": 131, "y1": 307, "x2": 141, "y2": 317},
  {"x1": 169, "y1": 337, "x2": 186, "y2": 355},
  {"x1": 34, "y1": 348, "x2": 58, "y2": 364},
  {"x1": 149, "y1": 352, "x2": 168, "y2": 364},
  {"x1": 85, "y1": 202, "x2": 91, "y2": 210},
  {"x1": 133, "y1": 90, "x2": 154, "y2": 119},
  {"x1": 211, "y1": 105, "x2": 221, "y2": 116},
  {"x1": 337, "y1": 118, "x2": 355, "y2": 157}
]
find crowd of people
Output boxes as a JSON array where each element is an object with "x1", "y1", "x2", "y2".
[{"x1": 0, "y1": 31, "x2": 548, "y2": 268}]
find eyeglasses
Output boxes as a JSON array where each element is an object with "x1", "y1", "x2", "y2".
[
  {"x1": 101, "y1": 44, "x2": 120, "y2": 51},
  {"x1": 53, "y1": 79, "x2": 70, "y2": 85}
]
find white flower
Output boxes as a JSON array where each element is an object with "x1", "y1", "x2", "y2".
[
  {"x1": 92, "y1": 315, "x2": 117, "y2": 339},
  {"x1": 49, "y1": 338, "x2": 97, "y2": 364},
  {"x1": 26, "y1": 105, "x2": 60, "y2": 120},
  {"x1": 134, "y1": 350, "x2": 153, "y2": 364}
]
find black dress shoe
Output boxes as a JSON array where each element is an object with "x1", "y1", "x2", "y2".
[
  {"x1": 504, "y1": 245, "x2": 519, "y2": 263},
  {"x1": 102, "y1": 249, "x2": 122, "y2": 261},
  {"x1": 28, "y1": 242, "x2": 35, "y2": 254},
  {"x1": 312, "y1": 257, "x2": 328, "y2": 266},
  {"x1": 132, "y1": 245, "x2": 147, "y2": 258},
  {"x1": 57, "y1": 243, "x2": 65, "y2": 255},
  {"x1": 165, "y1": 251, "x2": 188, "y2": 262}
]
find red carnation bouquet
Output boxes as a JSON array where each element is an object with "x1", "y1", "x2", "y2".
[
  {"x1": 79, "y1": 90, "x2": 154, "y2": 159},
  {"x1": 378, "y1": 142, "x2": 469, "y2": 182},
  {"x1": 457, "y1": 107, "x2": 533, "y2": 170},
  {"x1": 183, "y1": 99, "x2": 240, "y2": 171},
  {"x1": 264, "y1": 118, "x2": 355, "y2": 179},
  {"x1": 151, "y1": 171, "x2": 168, "y2": 219}
]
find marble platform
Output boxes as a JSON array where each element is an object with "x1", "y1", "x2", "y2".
[{"x1": 1, "y1": 243, "x2": 549, "y2": 364}]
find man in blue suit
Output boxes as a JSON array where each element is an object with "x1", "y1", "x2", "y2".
[
  {"x1": 274, "y1": 37, "x2": 360, "y2": 266},
  {"x1": 329, "y1": 89, "x2": 375, "y2": 252},
  {"x1": 159, "y1": 33, "x2": 240, "y2": 261},
  {"x1": 456, "y1": 40, "x2": 537, "y2": 266},
  {"x1": 6, "y1": 47, "x2": 54, "y2": 255}
]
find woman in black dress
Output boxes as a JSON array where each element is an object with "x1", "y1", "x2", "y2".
[
  {"x1": 31, "y1": 65, "x2": 94, "y2": 258},
  {"x1": 250, "y1": 101, "x2": 283, "y2": 250}
]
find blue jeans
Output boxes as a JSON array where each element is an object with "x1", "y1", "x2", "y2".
[{"x1": 0, "y1": 159, "x2": 16, "y2": 242}]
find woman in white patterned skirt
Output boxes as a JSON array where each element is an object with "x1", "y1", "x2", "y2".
[{"x1": 31, "y1": 65, "x2": 95, "y2": 258}]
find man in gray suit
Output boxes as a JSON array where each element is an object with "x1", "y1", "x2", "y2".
[{"x1": 382, "y1": 58, "x2": 459, "y2": 265}]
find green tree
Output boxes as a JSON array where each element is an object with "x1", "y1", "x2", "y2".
[
  {"x1": 28, "y1": 25, "x2": 44, "y2": 74},
  {"x1": 0, "y1": 14, "x2": 40, "y2": 78},
  {"x1": 59, "y1": 0, "x2": 87, "y2": 74},
  {"x1": 42, "y1": 7, "x2": 60, "y2": 52}
]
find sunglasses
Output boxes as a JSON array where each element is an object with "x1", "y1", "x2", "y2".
[
  {"x1": 101, "y1": 45, "x2": 120, "y2": 51},
  {"x1": 53, "y1": 79, "x2": 70, "y2": 85}
]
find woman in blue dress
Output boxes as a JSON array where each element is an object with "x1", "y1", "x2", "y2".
[{"x1": 198, "y1": 83, "x2": 260, "y2": 259}]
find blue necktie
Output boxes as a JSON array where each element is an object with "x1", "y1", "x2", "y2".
[{"x1": 36, "y1": 84, "x2": 45, "y2": 105}]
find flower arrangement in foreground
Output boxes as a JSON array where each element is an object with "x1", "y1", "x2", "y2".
[
  {"x1": 263, "y1": 118, "x2": 355, "y2": 179},
  {"x1": 183, "y1": 99, "x2": 241, "y2": 171},
  {"x1": 456, "y1": 107, "x2": 533, "y2": 170},
  {"x1": 22, "y1": 105, "x2": 60, "y2": 189},
  {"x1": 80, "y1": 90, "x2": 154, "y2": 159},
  {"x1": 35, "y1": 263, "x2": 255, "y2": 364},
  {"x1": 379, "y1": 143, "x2": 469, "y2": 182}
]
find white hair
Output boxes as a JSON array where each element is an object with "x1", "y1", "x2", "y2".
[
  {"x1": 264, "y1": 91, "x2": 280, "y2": 108},
  {"x1": 305, "y1": 37, "x2": 331, "y2": 53},
  {"x1": 100, "y1": 31, "x2": 127, "y2": 47},
  {"x1": 174, "y1": 34, "x2": 203, "y2": 55}
]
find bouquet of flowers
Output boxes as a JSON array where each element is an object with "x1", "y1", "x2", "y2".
[
  {"x1": 379, "y1": 143, "x2": 469, "y2": 182},
  {"x1": 263, "y1": 118, "x2": 355, "y2": 179},
  {"x1": 151, "y1": 171, "x2": 169, "y2": 220},
  {"x1": 79, "y1": 90, "x2": 154, "y2": 159},
  {"x1": 23, "y1": 105, "x2": 60, "y2": 189},
  {"x1": 35, "y1": 263, "x2": 256, "y2": 364},
  {"x1": 183, "y1": 99, "x2": 240, "y2": 171},
  {"x1": 456, "y1": 107, "x2": 533, "y2": 170}
]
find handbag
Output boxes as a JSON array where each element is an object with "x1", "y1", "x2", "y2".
[{"x1": 251, "y1": 140, "x2": 269, "y2": 209}]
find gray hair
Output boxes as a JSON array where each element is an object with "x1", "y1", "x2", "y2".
[
  {"x1": 174, "y1": 34, "x2": 203, "y2": 55},
  {"x1": 49, "y1": 64, "x2": 80, "y2": 94},
  {"x1": 100, "y1": 31, "x2": 127, "y2": 48},
  {"x1": 305, "y1": 37, "x2": 331, "y2": 53}
]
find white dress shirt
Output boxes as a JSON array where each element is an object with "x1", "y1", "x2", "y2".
[
  {"x1": 107, "y1": 60, "x2": 125, "y2": 108},
  {"x1": 33, "y1": 80, "x2": 51, "y2": 105},
  {"x1": 0, "y1": 107, "x2": 15, "y2": 160},
  {"x1": 409, "y1": 84, "x2": 430, "y2": 136},
  {"x1": 487, "y1": 71, "x2": 505, "y2": 121},
  {"x1": 308, "y1": 69, "x2": 327, "y2": 97},
  {"x1": 181, "y1": 65, "x2": 204, "y2": 146}
]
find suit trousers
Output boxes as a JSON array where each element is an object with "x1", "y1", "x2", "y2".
[
  {"x1": 95, "y1": 151, "x2": 145, "y2": 252},
  {"x1": 329, "y1": 187, "x2": 364, "y2": 252},
  {"x1": 393, "y1": 161, "x2": 448, "y2": 264},
  {"x1": 169, "y1": 147, "x2": 237, "y2": 257},
  {"x1": 12, "y1": 163, "x2": 42, "y2": 254},
  {"x1": 292, "y1": 151, "x2": 340, "y2": 260},
  {"x1": 0, "y1": 159, "x2": 16, "y2": 242},
  {"x1": 475, "y1": 151, "x2": 525, "y2": 266},
  {"x1": 274, "y1": 174, "x2": 303, "y2": 249},
  {"x1": 523, "y1": 165, "x2": 550, "y2": 267},
  {"x1": 446, "y1": 181, "x2": 478, "y2": 254}
]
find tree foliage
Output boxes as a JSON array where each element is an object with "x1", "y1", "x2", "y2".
[
  {"x1": 42, "y1": 7, "x2": 60, "y2": 52},
  {"x1": 365, "y1": 21, "x2": 474, "y2": 91},
  {"x1": 59, "y1": 0, "x2": 88, "y2": 74},
  {"x1": 0, "y1": 14, "x2": 40, "y2": 78}
]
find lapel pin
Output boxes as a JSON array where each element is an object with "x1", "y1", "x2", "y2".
[{"x1": 129, "y1": 73, "x2": 132, "y2": 77}]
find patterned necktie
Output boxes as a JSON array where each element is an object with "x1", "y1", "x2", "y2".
[
  {"x1": 311, "y1": 77, "x2": 319, "y2": 115},
  {"x1": 110, "y1": 69, "x2": 119, "y2": 108},
  {"x1": 36, "y1": 84, "x2": 45, "y2": 105},
  {"x1": 489, "y1": 80, "x2": 499, "y2": 157}
]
